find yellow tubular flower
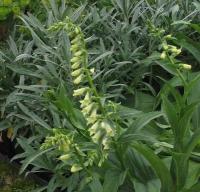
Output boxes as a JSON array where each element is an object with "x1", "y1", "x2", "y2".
[
  {"x1": 59, "y1": 154, "x2": 72, "y2": 161},
  {"x1": 179, "y1": 64, "x2": 192, "y2": 70},
  {"x1": 71, "y1": 61, "x2": 81, "y2": 70},
  {"x1": 73, "y1": 87, "x2": 88, "y2": 97},
  {"x1": 89, "y1": 121, "x2": 100, "y2": 136},
  {"x1": 71, "y1": 164, "x2": 83, "y2": 173},
  {"x1": 160, "y1": 52, "x2": 166, "y2": 59},
  {"x1": 73, "y1": 74, "x2": 84, "y2": 85},
  {"x1": 82, "y1": 102, "x2": 96, "y2": 115},
  {"x1": 71, "y1": 56, "x2": 80, "y2": 63},
  {"x1": 71, "y1": 68, "x2": 82, "y2": 77},
  {"x1": 101, "y1": 120, "x2": 114, "y2": 136}
]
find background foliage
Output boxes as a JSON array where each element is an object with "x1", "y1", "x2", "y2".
[{"x1": 0, "y1": 0, "x2": 200, "y2": 192}]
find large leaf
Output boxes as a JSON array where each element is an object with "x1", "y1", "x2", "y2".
[
  {"x1": 89, "y1": 175, "x2": 103, "y2": 192},
  {"x1": 175, "y1": 34, "x2": 200, "y2": 63},
  {"x1": 162, "y1": 96, "x2": 178, "y2": 134},
  {"x1": 103, "y1": 169, "x2": 127, "y2": 192},
  {"x1": 132, "y1": 143, "x2": 174, "y2": 192},
  {"x1": 129, "y1": 111, "x2": 163, "y2": 132},
  {"x1": 183, "y1": 183, "x2": 200, "y2": 192},
  {"x1": 125, "y1": 148, "x2": 156, "y2": 183}
]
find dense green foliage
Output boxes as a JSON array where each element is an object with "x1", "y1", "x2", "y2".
[{"x1": 0, "y1": 0, "x2": 200, "y2": 191}]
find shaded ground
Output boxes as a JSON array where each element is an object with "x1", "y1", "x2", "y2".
[{"x1": 0, "y1": 159, "x2": 37, "y2": 192}]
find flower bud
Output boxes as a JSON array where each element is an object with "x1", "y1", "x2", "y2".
[
  {"x1": 70, "y1": 44, "x2": 79, "y2": 52},
  {"x1": 71, "y1": 61, "x2": 81, "y2": 70},
  {"x1": 71, "y1": 56, "x2": 80, "y2": 63},
  {"x1": 175, "y1": 48, "x2": 181, "y2": 55},
  {"x1": 74, "y1": 50, "x2": 84, "y2": 57},
  {"x1": 75, "y1": 27, "x2": 81, "y2": 34},
  {"x1": 73, "y1": 74, "x2": 84, "y2": 84},
  {"x1": 71, "y1": 36, "x2": 81, "y2": 44},
  {"x1": 71, "y1": 164, "x2": 83, "y2": 172},
  {"x1": 71, "y1": 68, "x2": 82, "y2": 77},
  {"x1": 179, "y1": 64, "x2": 192, "y2": 70},
  {"x1": 73, "y1": 87, "x2": 88, "y2": 97},
  {"x1": 59, "y1": 154, "x2": 71, "y2": 161},
  {"x1": 160, "y1": 52, "x2": 166, "y2": 59},
  {"x1": 90, "y1": 68, "x2": 95, "y2": 74},
  {"x1": 162, "y1": 44, "x2": 168, "y2": 51},
  {"x1": 165, "y1": 34, "x2": 172, "y2": 40}
]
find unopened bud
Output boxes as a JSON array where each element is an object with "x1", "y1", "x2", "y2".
[
  {"x1": 59, "y1": 154, "x2": 71, "y2": 161},
  {"x1": 71, "y1": 164, "x2": 83, "y2": 172},
  {"x1": 179, "y1": 64, "x2": 192, "y2": 70},
  {"x1": 160, "y1": 52, "x2": 166, "y2": 59},
  {"x1": 165, "y1": 34, "x2": 172, "y2": 40},
  {"x1": 162, "y1": 44, "x2": 169, "y2": 51}
]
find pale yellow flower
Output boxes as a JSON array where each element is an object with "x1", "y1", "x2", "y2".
[
  {"x1": 73, "y1": 74, "x2": 84, "y2": 85},
  {"x1": 71, "y1": 164, "x2": 83, "y2": 172},
  {"x1": 73, "y1": 87, "x2": 88, "y2": 97}
]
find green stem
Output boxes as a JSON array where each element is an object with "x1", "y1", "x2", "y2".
[{"x1": 166, "y1": 52, "x2": 188, "y2": 88}]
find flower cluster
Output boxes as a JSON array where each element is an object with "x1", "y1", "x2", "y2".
[
  {"x1": 148, "y1": 22, "x2": 192, "y2": 71},
  {"x1": 41, "y1": 129, "x2": 98, "y2": 172},
  {"x1": 49, "y1": 17, "x2": 115, "y2": 150},
  {"x1": 160, "y1": 37, "x2": 181, "y2": 59},
  {"x1": 44, "y1": 17, "x2": 117, "y2": 172},
  {"x1": 160, "y1": 35, "x2": 192, "y2": 71}
]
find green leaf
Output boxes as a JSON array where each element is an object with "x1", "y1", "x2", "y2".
[
  {"x1": 183, "y1": 183, "x2": 200, "y2": 192},
  {"x1": 186, "y1": 127, "x2": 200, "y2": 155},
  {"x1": 0, "y1": 120, "x2": 11, "y2": 131},
  {"x1": 19, "y1": 147, "x2": 53, "y2": 174},
  {"x1": 89, "y1": 51, "x2": 113, "y2": 66},
  {"x1": 89, "y1": 176, "x2": 103, "y2": 192},
  {"x1": 176, "y1": 102, "x2": 198, "y2": 142},
  {"x1": 125, "y1": 148, "x2": 156, "y2": 183},
  {"x1": 162, "y1": 95, "x2": 178, "y2": 132},
  {"x1": 175, "y1": 34, "x2": 200, "y2": 63},
  {"x1": 103, "y1": 169, "x2": 127, "y2": 192},
  {"x1": 190, "y1": 24, "x2": 200, "y2": 34},
  {"x1": 132, "y1": 143, "x2": 173, "y2": 192},
  {"x1": 129, "y1": 111, "x2": 163, "y2": 132},
  {"x1": 171, "y1": 152, "x2": 189, "y2": 190},
  {"x1": 18, "y1": 102, "x2": 51, "y2": 130},
  {"x1": 117, "y1": 105, "x2": 142, "y2": 119}
]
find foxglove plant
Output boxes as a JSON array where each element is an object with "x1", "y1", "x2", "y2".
[
  {"x1": 42, "y1": 17, "x2": 118, "y2": 172},
  {"x1": 153, "y1": 26, "x2": 200, "y2": 191},
  {"x1": 49, "y1": 17, "x2": 116, "y2": 150}
]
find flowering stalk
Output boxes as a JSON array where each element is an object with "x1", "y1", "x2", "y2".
[
  {"x1": 150, "y1": 24, "x2": 190, "y2": 91},
  {"x1": 46, "y1": 17, "x2": 117, "y2": 171},
  {"x1": 41, "y1": 129, "x2": 88, "y2": 172}
]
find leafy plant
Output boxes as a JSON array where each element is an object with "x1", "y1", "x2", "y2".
[{"x1": 0, "y1": 1, "x2": 200, "y2": 192}]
